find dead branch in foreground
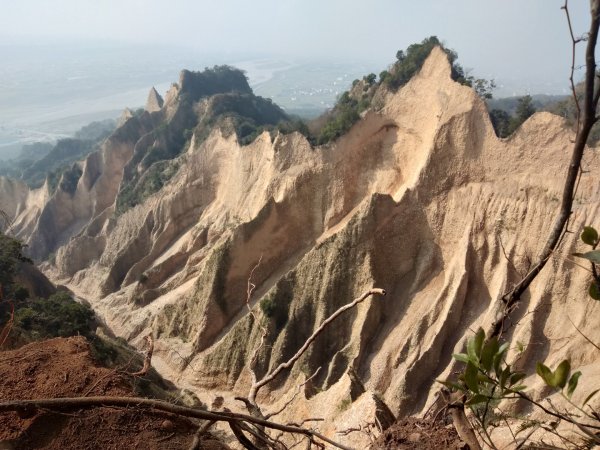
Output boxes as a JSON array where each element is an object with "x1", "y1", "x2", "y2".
[
  {"x1": 235, "y1": 261, "x2": 385, "y2": 448},
  {"x1": 245, "y1": 287, "x2": 386, "y2": 408},
  {"x1": 0, "y1": 396, "x2": 354, "y2": 450},
  {"x1": 126, "y1": 334, "x2": 154, "y2": 377}
]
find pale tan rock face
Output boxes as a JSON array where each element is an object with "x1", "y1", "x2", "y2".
[
  {"x1": 145, "y1": 87, "x2": 164, "y2": 112},
  {"x1": 2, "y1": 47, "x2": 599, "y2": 447},
  {"x1": 116, "y1": 108, "x2": 134, "y2": 127}
]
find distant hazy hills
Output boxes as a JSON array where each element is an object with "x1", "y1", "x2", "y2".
[
  {"x1": 0, "y1": 119, "x2": 115, "y2": 189},
  {"x1": 487, "y1": 94, "x2": 568, "y2": 115}
]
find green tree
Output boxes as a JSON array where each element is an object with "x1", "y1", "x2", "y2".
[
  {"x1": 364, "y1": 73, "x2": 377, "y2": 85},
  {"x1": 379, "y1": 70, "x2": 390, "y2": 83},
  {"x1": 515, "y1": 94, "x2": 536, "y2": 123},
  {"x1": 472, "y1": 78, "x2": 496, "y2": 100},
  {"x1": 13, "y1": 291, "x2": 95, "y2": 339},
  {"x1": 0, "y1": 233, "x2": 31, "y2": 294},
  {"x1": 489, "y1": 109, "x2": 511, "y2": 138},
  {"x1": 506, "y1": 95, "x2": 536, "y2": 134}
]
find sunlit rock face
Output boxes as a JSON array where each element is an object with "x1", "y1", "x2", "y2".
[{"x1": 3, "y1": 47, "x2": 599, "y2": 448}]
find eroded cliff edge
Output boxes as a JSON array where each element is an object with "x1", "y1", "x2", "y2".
[{"x1": 3, "y1": 47, "x2": 599, "y2": 447}]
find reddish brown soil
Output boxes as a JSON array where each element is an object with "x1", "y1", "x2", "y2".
[
  {"x1": 372, "y1": 417, "x2": 466, "y2": 450},
  {"x1": 0, "y1": 336, "x2": 227, "y2": 449}
]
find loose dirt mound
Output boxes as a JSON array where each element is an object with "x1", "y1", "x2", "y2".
[
  {"x1": 0, "y1": 336, "x2": 225, "y2": 449},
  {"x1": 372, "y1": 418, "x2": 464, "y2": 450}
]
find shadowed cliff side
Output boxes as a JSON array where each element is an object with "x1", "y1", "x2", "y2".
[{"x1": 2, "y1": 47, "x2": 599, "y2": 448}]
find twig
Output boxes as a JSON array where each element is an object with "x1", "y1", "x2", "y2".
[
  {"x1": 157, "y1": 432, "x2": 175, "y2": 442},
  {"x1": 567, "y1": 316, "x2": 600, "y2": 352},
  {"x1": 491, "y1": 0, "x2": 600, "y2": 338},
  {"x1": 514, "y1": 423, "x2": 540, "y2": 450},
  {"x1": 84, "y1": 353, "x2": 138, "y2": 397},
  {"x1": 287, "y1": 418, "x2": 324, "y2": 427},
  {"x1": 265, "y1": 367, "x2": 322, "y2": 420},
  {"x1": 513, "y1": 391, "x2": 600, "y2": 431},
  {"x1": 126, "y1": 335, "x2": 154, "y2": 377},
  {"x1": 0, "y1": 299, "x2": 14, "y2": 348},
  {"x1": 563, "y1": 0, "x2": 583, "y2": 135},
  {"x1": 188, "y1": 420, "x2": 216, "y2": 450},
  {"x1": 498, "y1": 235, "x2": 521, "y2": 276},
  {"x1": 0, "y1": 396, "x2": 354, "y2": 450},
  {"x1": 246, "y1": 256, "x2": 267, "y2": 383},
  {"x1": 248, "y1": 288, "x2": 386, "y2": 405}
]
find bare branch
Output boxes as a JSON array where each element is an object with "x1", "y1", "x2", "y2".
[
  {"x1": 440, "y1": 390, "x2": 483, "y2": 450},
  {"x1": 247, "y1": 256, "x2": 267, "y2": 379},
  {"x1": 563, "y1": 0, "x2": 583, "y2": 134},
  {"x1": 497, "y1": 235, "x2": 521, "y2": 276},
  {"x1": 492, "y1": 0, "x2": 600, "y2": 338},
  {"x1": 336, "y1": 421, "x2": 380, "y2": 444},
  {"x1": 0, "y1": 396, "x2": 355, "y2": 450},
  {"x1": 567, "y1": 316, "x2": 600, "y2": 352},
  {"x1": 188, "y1": 420, "x2": 216, "y2": 450},
  {"x1": 126, "y1": 335, "x2": 154, "y2": 377},
  {"x1": 248, "y1": 288, "x2": 386, "y2": 405}
]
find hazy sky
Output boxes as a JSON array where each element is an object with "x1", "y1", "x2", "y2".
[{"x1": 0, "y1": 1, "x2": 592, "y2": 90}]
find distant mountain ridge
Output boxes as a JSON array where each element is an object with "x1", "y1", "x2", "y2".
[{"x1": 487, "y1": 93, "x2": 568, "y2": 115}]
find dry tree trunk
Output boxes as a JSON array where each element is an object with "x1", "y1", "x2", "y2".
[
  {"x1": 0, "y1": 396, "x2": 354, "y2": 450},
  {"x1": 440, "y1": 3, "x2": 600, "y2": 448},
  {"x1": 491, "y1": 0, "x2": 600, "y2": 338},
  {"x1": 126, "y1": 335, "x2": 154, "y2": 377}
]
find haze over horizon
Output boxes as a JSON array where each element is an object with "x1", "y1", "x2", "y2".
[
  {"x1": 1, "y1": 0, "x2": 591, "y2": 89},
  {"x1": 0, "y1": 0, "x2": 593, "y2": 159}
]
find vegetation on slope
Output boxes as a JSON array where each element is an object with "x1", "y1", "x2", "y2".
[
  {"x1": 488, "y1": 94, "x2": 537, "y2": 138},
  {"x1": 542, "y1": 78, "x2": 600, "y2": 145},
  {"x1": 314, "y1": 36, "x2": 495, "y2": 145},
  {"x1": 0, "y1": 231, "x2": 95, "y2": 347},
  {"x1": 0, "y1": 120, "x2": 115, "y2": 189},
  {"x1": 0, "y1": 230, "x2": 161, "y2": 372},
  {"x1": 115, "y1": 66, "x2": 303, "y2": 214}
]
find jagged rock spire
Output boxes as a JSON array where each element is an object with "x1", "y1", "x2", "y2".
[
  {"x1": 145, "y1": 87, "x2": 164, "y2": 112},
  {"x1": 116, "y1": 107, "x2": 134, "y2": 127}
]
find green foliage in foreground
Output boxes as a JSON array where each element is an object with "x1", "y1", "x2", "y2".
[
  {"x1": 13, "y1": 291, "x2": 95, "y2": 341},
  {"x1": 440, "y1": 224, "x2": 600, "y2": 448},
  {"x1": 0, "y1": 233, "x2": 31, "y2": 293},
  {"x1": 573, "y1": 224, "x2": 600, "y2": 300},
  {"x1": 444, "y1": 325, "x2": 599, "y2": 448}
]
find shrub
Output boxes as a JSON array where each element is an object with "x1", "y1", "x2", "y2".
[
  {"x1": 260, "y1": 295, "x2": 277, "y2": 318},
  {"x1": 0, "y1": 233, "x2": 31, "y2": 292},
  {"x1": 13, "y1": 292, "x2": 95, "y2": 340}
]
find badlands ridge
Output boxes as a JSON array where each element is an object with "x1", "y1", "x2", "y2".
[{"x1": 1, "y1": 47, "x2": 599, "y2": 446}]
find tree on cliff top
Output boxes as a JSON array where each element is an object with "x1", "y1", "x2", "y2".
[{"x1": 316, "y1": 36, "x2": 495, "y2": 145}]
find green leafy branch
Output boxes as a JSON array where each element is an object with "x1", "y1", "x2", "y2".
[
  {"x1": 442, "y1": 328, "x2": 600, "y2": 448},
  {"x1": 572, "y1": 225, "x2": 600, "y2": 300}
]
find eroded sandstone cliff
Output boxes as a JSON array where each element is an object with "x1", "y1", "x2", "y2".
[{"x1": 2, "y1": 47, "x2": 599, "y2": 447}]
